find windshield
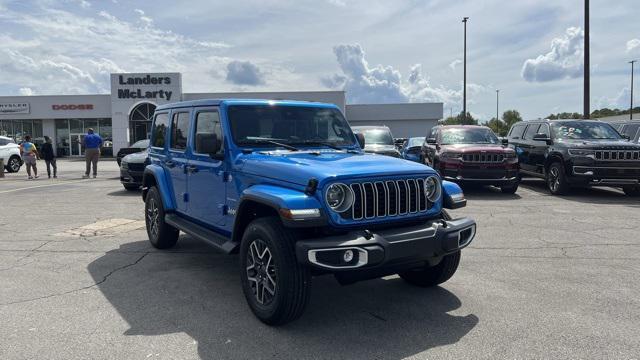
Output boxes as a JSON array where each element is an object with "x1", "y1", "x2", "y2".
[
  {"x1": 551, "y1": 122, "x2": 622, "y2": 140},
  {"x1": 131, "y1": 139, "x2": 149, "y2": 148},
  {"x1": 441, "y1": 128, "x2": 500, "y2": 145},
  {"x1": 228, "y1": 105, "x2": 356, "y2": 148},
  {"x1": 407, "y1": 137, "x2": 423, "y2": 147},
  {"x1": 356, "y1": 128, "x2": 394, "y2": 145}
]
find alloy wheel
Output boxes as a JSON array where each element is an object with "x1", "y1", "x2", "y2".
[
  {"x1": 9, "y1": 158, "x2": 20, "y2": 172},
  {"x1": 246, "y1": 239, "x2": 277, "y2": 305},
  {"x1": 146, "y1": 198, "x2": 159, "y2": 239},
  {"x1": 548, "y1": 167, "x2": 560, "y2": 192}
]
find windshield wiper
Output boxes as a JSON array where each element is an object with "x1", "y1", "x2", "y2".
[
  {"x1": 243, "y1": 137, "x2": 299, "y2": 151},
  {"x1": 292, "y1": 140, "x2": 345, "y2": 151}
]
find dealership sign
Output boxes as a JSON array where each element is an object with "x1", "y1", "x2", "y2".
[
  {"x1": 52, "y1": 104, "x2": 94, "y2": 110},
  {"x1": 0, "y1": 102, "x2": 30, "y2": 115},
  {"x1": 114, "y1": 74, "x2": 175, "y2": 101}
]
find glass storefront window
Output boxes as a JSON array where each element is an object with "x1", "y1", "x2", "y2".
[
  {"x1": 55, "y1": 119, "x2": 70, "y2": 157},
  {"x1": 53, "y1": 118, "x2": 113, "y2": 157},
  {"x1": 84, "y1": 119, "x2": 98, "y2": 132},
  {"x1": 98, "y1": 118, "x2": 113, "y2": 156},
  {"x1": 0, "y1": 120, "x2": 43, "y2": 143},
  {"x1": 70, "y1": 119, "x2": 83, "y2": 134}
]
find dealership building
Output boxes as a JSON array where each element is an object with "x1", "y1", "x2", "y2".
[{"x1": 0, "y1": 72, "x2": 443, "y2": 156}]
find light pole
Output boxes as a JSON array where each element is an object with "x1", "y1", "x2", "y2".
[
  {"x1": 583, "y1": 0, "x2": 590, "y2": 119},
  {"x1": 462, "y1": 17, "x2": 469, "y2": 123},
  {"x1": 496, "y1": 89, "x2": 500, "y2": 122},
  {"x1": 631, "y1": 60, "x2": 637, "y2": 120}
]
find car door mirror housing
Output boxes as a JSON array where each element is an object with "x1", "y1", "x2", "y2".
[
  {"x1": 196, "y1": 133, "x2": 222, "y2": 158},
  {"x1": 355, "y1": 133, "x2": 366, "y2": 148},
  {"x1": 426, "y1": 137, "x2": 437, "y2": 145},
  {"x1": 501, "y1": 138, "x2": 509, "y2": 145}
]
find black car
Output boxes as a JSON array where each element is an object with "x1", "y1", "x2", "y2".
[
  {"x1": 120, "y1": 150, "x2": 149, "y2": 190},
  {"x1": 507, "y1": 119, "x2": 640, "y2": 196},
  {"x1": 351, "y1": 126, "x2": 401, "y2": 158},
  {"x1": 116, "y1": 139, "x2": 149, "y2": 166},
  {"x1": 608, "y1": 120, "x2": 640, "y2": 144}
]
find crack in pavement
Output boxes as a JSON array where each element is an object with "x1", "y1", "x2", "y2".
[{"x1": 0, "y1": 252, "x2": 150, "y2": 307}]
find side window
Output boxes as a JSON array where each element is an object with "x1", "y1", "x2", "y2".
[
  {"x1": 194, "y1": 111, "x2": 223, "y2": 154},
  {"x1": 0, "y1": 138, "x2": 7, "y2": 146},
  {"x1": 151, "y1": 112, "x2": 169, "y2": 148},
  {"x1": 538, "y1": 124, "x2": 550, "y2": 137},
  {"x1": 523, "y1": 124, "x2": 540, "y2": 140},
  {"x1": 170, "y1": 112, "x2": 190, "y2": 151},
  {"x1": 509, "y1": 124, "x2": 526, "y2": 139}
]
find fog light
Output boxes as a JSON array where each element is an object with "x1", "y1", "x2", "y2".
[{"x1": 343, "y1": 249, "x2": 354, "y2": 262}]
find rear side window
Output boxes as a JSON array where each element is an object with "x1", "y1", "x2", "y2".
[
  {"x1": 524, "y1": 124, "x2": 540, "y2": 140},
  {"x1": 170, "y1": 112, "x2": 190, "y2": 151},
  {"x1": 509, "y1": 124, "x2": 526, "y2": 139},
  {"x1": 622, "y1": 124, "x2": 640, "y2": 139},
  {"x1": 0, "y1": 138, "x2": 8, "y2": 146},
  {"x1": 151, "y1": 113, "x2": 169, "y2": 148},
  {"x1": 194, "y1": 111, "x2": 224, "y2": 154},
  {"x1": 538, "y1": 124, "x2": 550, "y2": 137}
]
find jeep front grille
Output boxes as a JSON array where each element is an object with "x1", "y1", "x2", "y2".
[
  {"x1": 462, "y1": 153, "x2": 504, "y2": 163},
  {"x1": 594, "y1": 150, "x2": 640, "y2": 161},
  {"x1": 348, "y1": 179, "x2": 429, "y2": 220}
]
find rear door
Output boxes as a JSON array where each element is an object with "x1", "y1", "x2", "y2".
[
  {"x1": 529, "y1": 123, "x2": 550, "y2": 173},
  {"x1": 519, "y1": 123, "x2": 540, "y2": 172},
  {"x1": 186, "y1": 108, "x2": 227, "y2": 227},
  {"x1": 167, "y1": 110, "x2": 192, "y2": 214}
]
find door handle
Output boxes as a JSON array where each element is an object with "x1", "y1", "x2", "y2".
[
  {"x1": 186, "y1": 165, "x2": 198, "y2": 173},
  {"x1": 164, "y1": 160, "x2": 176, "y2": 168}
]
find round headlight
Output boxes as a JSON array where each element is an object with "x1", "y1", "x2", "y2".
[
  {"x1": 325, "y1": 183, "x2": 354, "y2": 213},
  {"x1": 424, "y1": 176, "x2": 441, "y2": 202}
]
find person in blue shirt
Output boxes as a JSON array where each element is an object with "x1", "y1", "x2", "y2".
[{"x1": 82, "y1": 128, "x2": 102, "y2": 178}]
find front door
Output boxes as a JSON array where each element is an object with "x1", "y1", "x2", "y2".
[
  {"x1": 187, "y1": 108, "x2": 227, "y2": 227},
  {"x1": 70, "y1": 134, "x2": 85, "y2": 156},
  {"x1": 167, "y1": 111, "x2": 192, "y2": 214}
]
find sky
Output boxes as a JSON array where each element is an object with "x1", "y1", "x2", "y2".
[{"x1": 0, "y1": 0, "x2": 638, "y2": 121}]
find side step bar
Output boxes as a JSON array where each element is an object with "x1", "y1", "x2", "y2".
[{"x1": 165, "y1": 213, "x2": 237, "y2": 254}]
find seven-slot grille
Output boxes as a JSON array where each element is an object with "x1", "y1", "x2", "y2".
[
  {"x1": 594, "y1": 150, "x2": 640, "y2": 161},
  {"x1": 347, "y1": 179, "x2": 429, "y2": 220},
  {"x1": 462, "y1": 153, "x2": 504, "y2": 163}
]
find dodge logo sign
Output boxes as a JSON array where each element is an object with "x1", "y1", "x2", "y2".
[{"x1": 52, "y1": 104, "x2": 94, "y2": 110}]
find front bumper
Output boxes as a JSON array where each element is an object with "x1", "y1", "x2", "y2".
[
  {"x1": 440, "y1": 161, "x2": 519, "y2": 186},
  {"x1": 295, "y1": 216, "x2": 476, "y2": 273},
  {"x1": 120, "y1": 167, "x2": 143, "y2": 186},
  {"x1": 569, "y1": 164, "x2": 640, "y2": 186}
]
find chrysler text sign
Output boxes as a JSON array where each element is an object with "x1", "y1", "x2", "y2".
[{"x1": 0, "y1": 103, "x2": 30, "y2": 115}]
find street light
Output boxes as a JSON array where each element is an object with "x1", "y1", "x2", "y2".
[
  {"x1": 583, "y1": 0, "x2": 590, "y2": 119},
  {"x1": 462, "y1": 17, "x2": 469, "y2": 123},
  {"x1": 496, "y1": 89, "x2": 500, "y2": 123},
  {"x1": 630, "y1": 60, "x2": 637, "y2": 120}
]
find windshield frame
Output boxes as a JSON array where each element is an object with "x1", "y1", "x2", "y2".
[
  {"x1": 227, "y1": 104, "x2": 357, "y2": 150},
  {"x1": 439, "y1": 127, "x2": 501, "y2": 145},
  {"x1": 551, "y1": 121, "x2": 622, "y2": 140}
]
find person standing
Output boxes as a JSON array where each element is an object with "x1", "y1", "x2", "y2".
[
  {"x1": 41, "y1": 136, "x2": 57, "y2": 178},
  {"x1": 82, "y1": 128, "x2": 102, "y2": 179},
  {"x1": 20, "y1": 135, "x2": 39, "y2": 179}
]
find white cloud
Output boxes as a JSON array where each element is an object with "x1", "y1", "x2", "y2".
[
  {"x1": 596, "y1": 87, "x2": 633, "y2": 110},
  {"x1": 627, "y1": 39, "x2": 640, "y2": 53},
  {"x1": 449, "y1": 59, "x2": 462, "y2": 71},
  {"x1": 521, "y1": 27, "x2": 584, "y2": 82},
  {"x1": 326, "y1": 0, "x2": 346, "y2": 6},
  {"x1": 226, "y1": 60, "x2": 265, "y2": 86},
  {"x1": 19, "y1": 87, "x2": 35, "y2": 96},
  {"x1": 323, "y1": 44, "x2": 484, "y2": 112}
]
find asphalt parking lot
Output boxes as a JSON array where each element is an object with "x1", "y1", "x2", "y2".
[{"x1": 1, "y1": 159, "x2": 639, "y2": 359}]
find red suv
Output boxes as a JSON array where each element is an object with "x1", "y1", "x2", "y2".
[{"x1": 422, "y1": 125, "x2": 519, "y2": 193}]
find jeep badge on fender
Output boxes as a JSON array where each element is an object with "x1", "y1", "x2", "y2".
[{"x1": 141, "y1": 99, "x2": 477, "y2": 325}]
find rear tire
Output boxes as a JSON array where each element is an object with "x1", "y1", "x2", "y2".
[
  {"x1": 546, "y1": 162, "x2": 570, "y2": 195},
  {"x1": 623, "y1": 185, "x2": 640, "y2": 197},
  {"x1": 240, "y1": 217, "x2": 311, "y2": 326},
  {"x1": 144, "y1": 187, "x2": 179, "y2": 249},
  {"x1": 6, "y1": 156, "x2": 21, "y2": 173}
]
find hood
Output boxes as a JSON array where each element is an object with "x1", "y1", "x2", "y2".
[
  {"x1": 440, "y1": 143, "x2": 511, "y2": 153},
  {"x1": 122, "y1": 151, "x2": 148, "y2": 163},
  {"x1": 238, "y1": 150, "x2": 433, "y2": 185},
  {"x1": 556, "y1": 139, "x2": 640, "y2": 149}
]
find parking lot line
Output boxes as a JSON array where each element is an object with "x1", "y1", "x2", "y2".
[{"x1": 0, "y1": 179, "x2": 93, "y2": 194}]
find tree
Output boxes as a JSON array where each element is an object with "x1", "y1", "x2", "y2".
[
  {"x1": 485, "y1": 117, "x2": 507, "y2": 136},
  {"x1": 502, "y1": 110, "x2": 522, "y2": 130},
  {"x1": 442, "y1": 112, "x2": 477, "y2": 125}
]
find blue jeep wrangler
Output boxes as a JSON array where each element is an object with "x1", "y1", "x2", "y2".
[{"x1": 142, "y1": 99, "x2": 476, "y2": 325}]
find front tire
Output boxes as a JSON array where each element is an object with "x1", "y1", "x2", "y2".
[
  {"x1": 6, "y1": 156, "x2": 21, "y2": 173},
  {"x1": 546, "y1": 162, "x2": 570, "y2": 195},
  {"x1": 123, "y1": 184, "x2": 139, "y2": 191},
  {"x1": 144, "y1": 187, "x2": 179, "y2": 249},
  {"x1": 240, "y1": 217, "x2": 310, "y2": 326},
  {"x1": 500, "y1": 181, "x2": 519, "y2": 194},
  {"x1": 623, "y1": 185, "x2": 640, "y2": 197}
]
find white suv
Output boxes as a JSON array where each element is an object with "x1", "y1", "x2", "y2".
[{"x1": 0, "y1": 136, "x2": 23, "y2": 173}]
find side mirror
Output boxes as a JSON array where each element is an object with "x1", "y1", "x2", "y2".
[
  {"x1": 501, "y1": 138, "x2": 509, "y2": 145},
  {"x1": 426, "y1": 137, "x2": 437, "y2": 145},
  {"x1": 623, "y1": 135, "x2": 631, "y2": 141},
  {"x1": 532, "y1": 133, "x2": 551, "y2": 142},
  {"x1": 355, "y1": 133, "x2": 366, "y2": 148},
  {"x1": 196, "y1": 133, "x2": 222, "y2": 159}
]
